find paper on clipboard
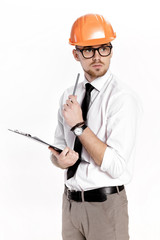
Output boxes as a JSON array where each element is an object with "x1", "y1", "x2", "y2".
[{"x1": 8, "y1": 129, "x2": 62, "y2": 153}]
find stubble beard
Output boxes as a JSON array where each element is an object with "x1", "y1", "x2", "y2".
[
  {"x1": 84, "y1": 60, "x2": 110, "y2": 80},
  {"x1": 85, "y1": 68, "x2": 108, "y2": 79}
]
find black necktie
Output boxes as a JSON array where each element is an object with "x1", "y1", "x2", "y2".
[{"x1": 67, "y1": 83, "x2": 94, "y2": 179}]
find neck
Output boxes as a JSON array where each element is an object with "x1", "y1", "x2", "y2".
[{"x1": 85, "y1": 73, "x2": 97, "y2": 82}]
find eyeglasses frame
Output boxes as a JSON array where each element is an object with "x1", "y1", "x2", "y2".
[{"x1": 76, "y1": 44, "x2": 113, "y2": 59}]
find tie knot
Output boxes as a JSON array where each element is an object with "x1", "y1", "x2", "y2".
[{"x1": 85, "y1": 83, "x2": 94, "y2": 93}]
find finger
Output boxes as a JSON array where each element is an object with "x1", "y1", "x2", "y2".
[
  {"x1": 49, "y1": 147, "x2": 60, "y2": 158},
  {"x1": 75, "y1": 151, "x2": 79, "y2": 157},
  {"x1": 68, "y1": 95, "x2": 77, "y2": 103},
  {"x1": 66, "y1": 99, "x2": 73, "y2": 107},
  {"x1": 67, "y1": 149, "x2": 75, "y2": 155},
  {"x1": 63, "y1": 104, "x2": 69, "y2": 111},
  {"x1": 68, "y1": 97, "x2": 74, "y2": 103},
  {"x1": 74, "y1": 151, "x2": 79, "y2": 158},
  {"x1": 62, "y1": 147, "x2": 70, "y2": 156},
  {"x1": 68, "y1": 150, "x2": 79, "y2": 159}
]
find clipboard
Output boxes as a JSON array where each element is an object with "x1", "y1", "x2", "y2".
[{"x1": 8, "y1": 129, "x2": 62, "y2": 153}]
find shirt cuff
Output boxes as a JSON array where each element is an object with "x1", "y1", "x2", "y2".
[{"x1": 100, "y1": 146, "x2": 115, "y2": 172}]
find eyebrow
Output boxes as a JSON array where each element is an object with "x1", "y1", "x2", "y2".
[
  {"x1": 83, "y1": 46, "x2": 92, "y2": 49},
  {"x1": 76, "y1": 43, "x2": 111, "y2": 50}
]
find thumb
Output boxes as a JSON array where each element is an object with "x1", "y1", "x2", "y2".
[{"x1": 49, "y1": 147, "x2": 60, "y2": 158}]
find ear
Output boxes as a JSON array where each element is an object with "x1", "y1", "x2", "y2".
[
  {"x1": 110, "y1": 49, "x2": 113, "y2": 58},
  {"x1": 72, "y1": 49, "x2": 80, "y2": 62}
]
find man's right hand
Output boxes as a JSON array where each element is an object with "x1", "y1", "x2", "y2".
[{"x1": 49, "y1": 146, "x2": 79, "y2": 169}]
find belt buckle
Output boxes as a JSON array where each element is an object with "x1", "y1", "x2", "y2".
[{"x1": 81, "y1": 190, "x2": 85, "y2": 202}]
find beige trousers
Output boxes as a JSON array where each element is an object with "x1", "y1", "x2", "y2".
[{"x1": 62, "y1": 188, "x2": 129, "y2": 240}]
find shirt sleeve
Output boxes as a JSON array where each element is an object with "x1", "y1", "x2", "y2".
[
  {"x1": 100, "y1": 92, "x2": 142, "y2": 178},
  {"x1": 54, "y1": 93, "x2": 67, "y2": 150},
  {"x1": 53, "y1": 109, "x2": 67, "y2": 150},
  {"x1": 50, "y1": 94, "x2": 67, "y2": 165}
]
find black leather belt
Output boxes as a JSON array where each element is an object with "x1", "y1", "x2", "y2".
[{"x1": 65, "y1": 185, "x2": 124, "y2": 202}]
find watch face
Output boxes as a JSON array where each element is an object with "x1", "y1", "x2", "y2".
[{"x1": 74, "y1": 127, "x2": 83, "y2": 136}]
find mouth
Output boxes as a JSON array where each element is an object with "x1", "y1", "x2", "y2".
[{"x1": 91, "y1": 64, "x2": 103, "y2": 68}]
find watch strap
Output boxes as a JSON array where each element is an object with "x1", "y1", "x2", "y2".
[
  {"x1": 70, "y1": 121, "x2": 85, "y2": 132},
  {"x1": 80, "y1": 124, "x2": 87, "y2": 131}
]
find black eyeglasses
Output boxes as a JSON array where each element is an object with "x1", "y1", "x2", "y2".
[{"x1": 76, "y1": 44, "x2": 113, "y2": 59}]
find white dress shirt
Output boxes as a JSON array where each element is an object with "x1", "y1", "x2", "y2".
[{"x1": 51, "y1": 70, "x2": 142, "y2": 191}]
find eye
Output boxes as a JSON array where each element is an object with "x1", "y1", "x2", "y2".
[
  {"x1": 83, "y1": 49, "x2": 93, "y2": 53},
  {"x1": 101, "y1": 47, "x2": 107, "y2": 52}
]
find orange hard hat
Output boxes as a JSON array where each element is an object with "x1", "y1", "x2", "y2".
[{"x1": 69, "y1": 14, "x2": 116, "y2": 46}]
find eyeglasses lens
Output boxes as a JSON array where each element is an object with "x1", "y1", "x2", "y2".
[
  {"x1": 99, "y1": 46, "x2": 111, "y2": 56},
  {"x1": 82, "y1": 46, "x2": 111, "y2": 59}
]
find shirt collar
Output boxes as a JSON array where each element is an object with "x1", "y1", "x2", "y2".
[{"x1": 83, "y1": 69, "x2": 112, "y2": 92}]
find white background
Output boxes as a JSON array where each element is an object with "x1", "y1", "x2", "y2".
[{"x1": 0, "y1": 0, "x2": 160, "y2": 239}]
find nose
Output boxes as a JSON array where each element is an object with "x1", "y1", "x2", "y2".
[{"x1": 92, "y1": 49, "x2": 101, "y2": 61}]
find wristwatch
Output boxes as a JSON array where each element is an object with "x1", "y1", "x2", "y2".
[{"x1": 73, "y1": 124, "x2": 87, "y2": 136}]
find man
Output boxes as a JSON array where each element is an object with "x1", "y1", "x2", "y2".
[{"x1": 49, "y1": 14, "x2": 141, "y2": 240}]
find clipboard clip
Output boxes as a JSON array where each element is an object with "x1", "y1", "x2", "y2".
[{"x1": 8, "y1": 129, "x2": 31, "y2": 137}]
